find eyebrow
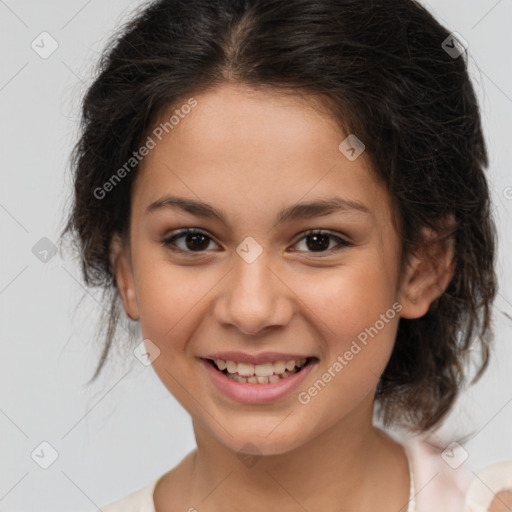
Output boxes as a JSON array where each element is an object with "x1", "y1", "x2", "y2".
[{"x1": 145, "y1": 195, "x2": 371, "y2": 229}]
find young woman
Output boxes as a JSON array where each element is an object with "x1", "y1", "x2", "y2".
[{"x1": 62, "y1": 1, "x2": 512, "y2": 510}]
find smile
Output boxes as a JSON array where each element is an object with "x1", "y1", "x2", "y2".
[
  {"x1": 200, "y1": 356, "x2": 318, "y2": 403},
  {"x1": 209, "y1": 358, "x2": 309, "y2": 384}
]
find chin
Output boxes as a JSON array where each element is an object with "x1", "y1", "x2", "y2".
[{"x1": 219, "y1": 426, "x2": 309, "y2": 458}]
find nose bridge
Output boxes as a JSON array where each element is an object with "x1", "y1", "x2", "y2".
[{"x1": 216, "y1": 244, "x2": 293, "y2": 334}]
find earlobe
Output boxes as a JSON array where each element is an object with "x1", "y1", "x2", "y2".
[
  {"x1": 398, "y1": 224, "x2": 456, "y2": 320},
  {"x1": 110, "y1": 234, "x2": 139, "y2": 321}
]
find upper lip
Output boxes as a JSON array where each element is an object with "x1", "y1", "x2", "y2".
[{"x1": 202, "y1": 351, "x2": 315, "y2": 365}]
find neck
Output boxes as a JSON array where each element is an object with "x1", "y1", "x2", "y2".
[{"x1": 185, "y1": 406, "x2": 409, "y2": 512}]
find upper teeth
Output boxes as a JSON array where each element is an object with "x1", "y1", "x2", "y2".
[{"x1": 215, "y1": 358, "x2": 307, "y2": 377}]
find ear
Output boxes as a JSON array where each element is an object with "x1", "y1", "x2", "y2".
[
  {"x1": 110, "y1": 233, "x2": 139, "y2": 321},
  {"x1": 398, "y1": 219, "x2": 456, "y2": 319}
]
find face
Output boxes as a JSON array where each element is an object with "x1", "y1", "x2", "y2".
[{"x1": 113, "y1": 83, "x2": 423, "y2": 456}]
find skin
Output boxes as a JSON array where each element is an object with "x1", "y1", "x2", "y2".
[
  {"x1": 111, "y1": 82, "x2": 455, "y2": 512},
  {"x1": 489, "y1": 491, "x2": 512, "y2": 512}
]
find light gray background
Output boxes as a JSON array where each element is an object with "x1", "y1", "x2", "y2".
[{"x1": 1, "y1": 1, "x2": 511, "y2": 510}]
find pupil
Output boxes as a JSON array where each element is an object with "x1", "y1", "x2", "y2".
[
  {"x1": 186, "y1": 233, "x2": 209, "y2": 251},
  {"x1": 306, "y1": 234, "x2": 329, "y2": 251}
]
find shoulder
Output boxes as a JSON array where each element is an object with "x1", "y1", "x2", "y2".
[
  {"x1": 464, "y1": 460, "x2": 512, "y2": 512},
  {"x1": 402, "y1": 433, "x2": 473, "y2": 511},
  {"x1": 91, "y1": 478, "x2": 160, "y2": 512},
  {"x1": 395, "y1": 431, "x2": 512, "y2": 512}
]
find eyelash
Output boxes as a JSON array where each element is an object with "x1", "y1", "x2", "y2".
[{"x1": 161, "y1": 228, "x2": 353, "y2": 256}]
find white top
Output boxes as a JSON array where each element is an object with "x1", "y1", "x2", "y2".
[{"x1": 92, "y1": 434, "x2": 512, "y2": 512}]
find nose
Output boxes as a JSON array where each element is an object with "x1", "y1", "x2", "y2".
[{"x1": 214, "y1": 250, "x2": 295, "y2": 335}]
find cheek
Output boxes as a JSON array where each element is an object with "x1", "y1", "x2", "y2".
[
  {"x1": 303, "y1": 262, "x2": 400, "y2": 390},
  {"x1": 308, "y1": 259, "x2": 398, "y2": 335},
  {"x1": 297, "y1": 272, "x2": 399, "y2": 421},
  {"x1": 133, "y1": 263, "x2": 211, "y2": 401},
  {"x1": 132, "y1": 254, "x2": 210, "y2": 355}
]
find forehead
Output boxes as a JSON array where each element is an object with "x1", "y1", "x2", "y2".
[{"x1": 132, "y1": 83, "x2": 393, "y2": 229}]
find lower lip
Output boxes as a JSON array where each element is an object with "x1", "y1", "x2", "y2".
[{"x1": 199, "y1": 358, "x2": 317, "y2": 404}]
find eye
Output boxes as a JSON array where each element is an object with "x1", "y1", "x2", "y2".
[
  {"x1": 291, "y1": 229, "x2": 353, "y2": 255},
  {"x1": 162, "y1": 228, "x2": 352, "y2": 256},
  {"x1": 162, "y1": 228, "x2": 219, "y2": 253}
]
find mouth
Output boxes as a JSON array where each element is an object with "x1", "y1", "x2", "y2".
[{"x1": 202, "y1": 356, "x2": 318, "y2": 385}]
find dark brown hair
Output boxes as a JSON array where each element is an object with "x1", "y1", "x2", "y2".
[{"x1": 61, "y1": 0, "x2": 497, "y2": 432}]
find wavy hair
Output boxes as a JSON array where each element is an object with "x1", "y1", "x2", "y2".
[{"x1": 62, "y1": 0, "x2": 497, "y2": 432}]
